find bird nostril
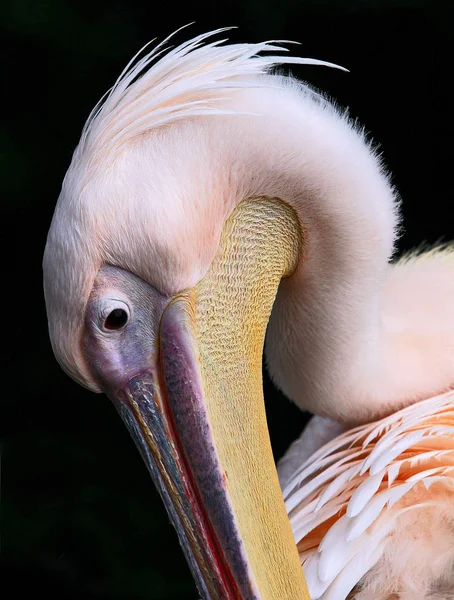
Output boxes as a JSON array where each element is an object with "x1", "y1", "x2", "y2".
[{"x1": 104, "y1": 308, "x2": 129, "y2": 330}]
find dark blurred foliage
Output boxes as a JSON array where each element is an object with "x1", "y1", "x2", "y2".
[{"x1": 1, "y1": 0, "x2": 453, "y2": 598}]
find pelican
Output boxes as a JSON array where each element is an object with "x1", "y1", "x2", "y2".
[{"x1": 43, "y1": 28, "x2": 454, "y2": 599}]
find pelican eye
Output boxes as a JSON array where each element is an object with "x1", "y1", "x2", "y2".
[
  {"x1": 104, "y1": 308, "x2": 129, "y2": 330},
  {"x1": 97, "y1": 297, "x2": 131, "y2": 333}
]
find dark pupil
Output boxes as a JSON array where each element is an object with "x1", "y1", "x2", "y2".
[{"x1": 105, "y1": 308, "x2": 128, "y2": 330}]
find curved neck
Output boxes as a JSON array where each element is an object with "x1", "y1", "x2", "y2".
[
  {"x1": 103, "y1": 78, "x2": 453, "y2": 422},
  {"x1": 219, "y1": 84, "x2": 452, "y2": 422},
  {"x1": 218, "y1": 84, "x2": 399, "y2": 422}
]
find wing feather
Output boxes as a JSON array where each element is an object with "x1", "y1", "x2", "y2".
[{"x1": 281, "y1": 392, "x2": 454, "y2": 599}]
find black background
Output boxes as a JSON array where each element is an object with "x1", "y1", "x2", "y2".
[{"x1": 2, "y1": 1, "x2": 453, "y2": 598}]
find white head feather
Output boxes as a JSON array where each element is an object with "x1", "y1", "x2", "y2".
[{"x1": 43, "y1": 27, "x2": 345, "y2": 389}]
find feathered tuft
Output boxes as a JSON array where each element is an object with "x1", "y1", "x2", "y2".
[
  {"x1": 281, "y1": 393, "x2": 454, "y2": 599},
  {"x1": 77, "y1": 26, "x2": 343, "y2": 165}
]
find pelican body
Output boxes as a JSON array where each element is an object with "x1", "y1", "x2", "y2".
[{"x1": 43, "y1": 28, "x2": 454, "y2": 599}]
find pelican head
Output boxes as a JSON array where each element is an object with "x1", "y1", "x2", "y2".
[{"x1": 43, "y1": 29, "x2": 454, "y2": 599}]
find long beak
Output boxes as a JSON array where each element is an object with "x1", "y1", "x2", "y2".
[{"x1": 112, "y1": 197, "x2": 309, "y2": 599}]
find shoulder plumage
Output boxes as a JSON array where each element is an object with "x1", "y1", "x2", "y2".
[{"x1": 282, "y1": 393, "x2": 454, "y2": 599}]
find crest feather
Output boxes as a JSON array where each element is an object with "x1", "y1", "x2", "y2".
[{"x1": 77, "y1": 26, "x2": 344, "y2": 163}]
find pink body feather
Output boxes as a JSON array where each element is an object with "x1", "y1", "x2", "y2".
[{"x1": 280, "y1": 394, "x2": 454, "y2": 599}]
